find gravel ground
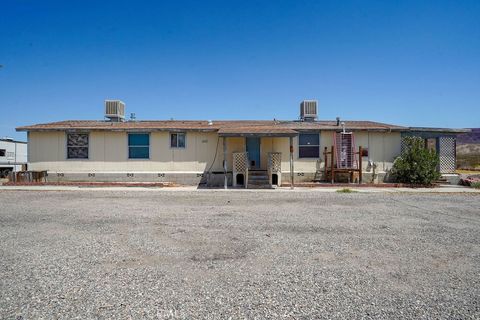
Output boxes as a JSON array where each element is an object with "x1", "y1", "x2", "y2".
[{"x1": 0, "y1": 190, "x2": 479, "y2": 319}]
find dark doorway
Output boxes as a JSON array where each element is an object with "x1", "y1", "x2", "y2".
[
  {"x1": 236, "y1": 173, "x2": 244, "y2": 186},
  {"x1": 272, "y1": 173, "x2": 278, "y2": 186}
]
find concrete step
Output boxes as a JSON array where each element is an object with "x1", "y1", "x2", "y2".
[{"x1": 435, "y1": 177, "x2": 450, "y2": 185}]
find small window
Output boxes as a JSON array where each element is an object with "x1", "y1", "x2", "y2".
[
  {"x1": 0, "y1": 149, "x2": 5, "y2": 157},
  {"x1": 67, "y1": 133, "x2": 89, "y2": 159},
  {"x1": 170, "y1": 133, "x2": 186, "y2": 148},
  {"x1": 299, "y1": 133, "x2": 320, "y2": 158},
  {"x1": 128, "y1": 133, "x2": 150, "y2": 159}
]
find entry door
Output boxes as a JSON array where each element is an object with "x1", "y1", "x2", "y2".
[{"x1": 246, "y1": 137, "x2": 261, "y2": 169}]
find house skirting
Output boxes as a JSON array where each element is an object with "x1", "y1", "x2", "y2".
[
  {"x1": 42, "y1": 170, "x2": 395, "y2": 186},
  {"x1": 280, "y1": 172, "x2": 391, "y2": 184},
  {"x1": 45, "y1": 171, "x2": 208, "y2": 185}
]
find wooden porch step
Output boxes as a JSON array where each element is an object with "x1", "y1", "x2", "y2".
[
  {"x1": 249, "y1": 170, "x2": 268, "y2": 175},
  {"x1": 248, "y1": 178, "x2": 269, "y2": 184},
  {"x1": 249, "y1": 175, "x2": 269, "y2": 181},
  {"x1": 247, "y1": 170, "x2": 270, "y2": 188},
  {"x1": 247, "y1": 184, "x2": 274, "y2": 189}
]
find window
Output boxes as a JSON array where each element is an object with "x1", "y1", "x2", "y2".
[
  {"x1": 170, "y1": 133, "x2": 186, "y2": 148},
  {"x1": 128, "y1": 133, "x2": 150, "y2": 159},
  {"x1": 67, "y1": 133, "x2": 89, "y2": 159},
  {"x1": 0, "y1": 149, "x2": 5, "y2": 157},
  {"x1": 299, "y1": 133, "x2": 320, "y2": 158}
]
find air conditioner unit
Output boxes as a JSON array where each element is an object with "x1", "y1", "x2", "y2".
[
  {"x1": 105, "y1": 100, "x2": 125, "y2": 122},
  {"x1": 300, "y1": 100, "x2": 318, "y2": 121}
]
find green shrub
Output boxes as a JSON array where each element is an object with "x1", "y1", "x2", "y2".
[
  {"x1": 471, "y1": 182, "x2": 480, "y2": 189},
  {"x1": 391, "y1": 136, "x2": 441, "y2": 185}
]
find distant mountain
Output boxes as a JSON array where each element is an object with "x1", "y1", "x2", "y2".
[{"x1": 457, "y1": 128, "x2": 480, "y2": 144}]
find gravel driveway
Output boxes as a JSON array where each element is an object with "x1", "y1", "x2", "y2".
[{"x1": 0, "y1": 190, "x2": 479, "y2": 319}]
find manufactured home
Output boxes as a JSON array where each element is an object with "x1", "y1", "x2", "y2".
[
  {"x1": 0, "y1": 138, "x2": 27, "y2": 178},
  {"x1": 16, "y1": 100, "x2": 468, "y2": 187}
]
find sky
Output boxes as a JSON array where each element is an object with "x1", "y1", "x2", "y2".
[{"x1": 1, "y1": 0, "x2": 479, "y2": 140}]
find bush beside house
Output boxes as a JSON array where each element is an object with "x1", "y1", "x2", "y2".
[{"x1": 391, "y1": 136, "x2": 441, "y2": 185}]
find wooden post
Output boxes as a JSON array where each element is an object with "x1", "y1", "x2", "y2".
[
  {"x1": 330, "y1": 145, "x2": 335, "y2": 183},
  {"x1": 223, "y1": 137, "x2": 227, "y2": 189},
  {"x1": 323, "y1": 147, "x2": 328, "y2": 182},
  {"x1": 358, "y1": 146, "x2": 363, "y2": 184},
  {"x1": 289, "y1": 136, "x2": 294, "y2": 189}
]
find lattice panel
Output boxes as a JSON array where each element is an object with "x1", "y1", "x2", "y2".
[
  {"x1": 335, "y1": 132, "x2": 357, "y2": 169},
  {"x1": 401, "y1": 137, "x2": 407, "y2": 154},
  {"x1": 233, "y1": 152, "x2": 248, "y2": 173},
  {"x1": 439, "y1": 137, "x2": 456, "y2": 173},
  {"x1": 268, "y1": 152, "x2": 282, "y2": 172}
]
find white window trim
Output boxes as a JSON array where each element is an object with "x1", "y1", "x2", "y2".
[{"x1": 170, "y1": 132, "x2": 186, "y2": 149}]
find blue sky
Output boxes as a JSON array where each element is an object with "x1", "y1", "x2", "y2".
[{"x1": 1, "y1": 0, "x2": 479, "y2": 140}]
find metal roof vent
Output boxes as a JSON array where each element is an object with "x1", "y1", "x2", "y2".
[
  {"x1": 300, "y1": 100, "x2": 318, "y2": 121},
  {"x1": 105, "y1": 100, "x2": 125, "y2": 122}
]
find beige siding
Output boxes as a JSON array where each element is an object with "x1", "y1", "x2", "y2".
[
  {"x1": 29, "y1": 131, "x2": 66, "y2": 162},
  {"x1": 259, "y1": 137, "x2": 289, "y2": 170},
  {"x1": 28, "y1": 130, "x2": 401, "y2": 173},
  {"x1": 29, "y1": 131, "x2": 227, "y2": 172},
  {"x1": 278, "y1": 131, "x2": 400, "y2": 173},
  {"x1": 354, "y1": 131, "x2": 401, "y2": 171}
]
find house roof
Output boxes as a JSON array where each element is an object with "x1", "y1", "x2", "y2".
[
  {"x1": 218, "y1": 126, "x2": 298, "y2": 137},
  {"x1": 408, "y1": 127, "x2": 471, "y2": 134},
  {"x1": 16, "y1": 119, "x2": 410, "y2": 134},
  {"x1": 0, "y1": 138, "x2": 27, "y2": 144}
]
